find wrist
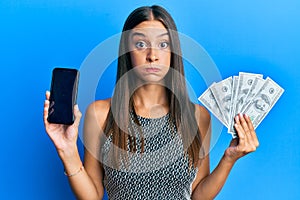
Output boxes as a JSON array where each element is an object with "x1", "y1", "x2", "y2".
[
  {"x1": 64, "y1": 164, "x2": 84, "y2": 177},
  {"x1": 221, "y1": 154, "x2": 237, "y2": 166},
  {"x1": 57, "y1": 144, "x2": 81, "y2": 165},
  {"x1": 57, "y1": 142, "x2": 79, "y2": 157},
  {"x1": 58, "y1": 147, "x2": 83, "y2": 176}
]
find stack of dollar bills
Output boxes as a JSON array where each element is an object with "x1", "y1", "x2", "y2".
[{"x1": 198, "y1": 72, "x2": 284, "y2": 138}]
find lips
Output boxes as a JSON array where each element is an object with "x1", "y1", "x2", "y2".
[{"x1": 145, "y1": 67, "x2": 160, "y2": 73}]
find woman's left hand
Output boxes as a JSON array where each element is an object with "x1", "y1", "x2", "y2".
[{"x1": 224, "y1": 113, "x2": 259, "y2": 164}]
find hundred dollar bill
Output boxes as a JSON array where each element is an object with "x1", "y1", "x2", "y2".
[
  {"x1": 228, "y1": 76, "x2": 239, "y2": 136},
  {"x1": 240, "y1": 77, "x2": 266, "y2": 113},
  {"x1": 228, "y1": 73, "x2": 263, "y2": 134},
  {"x1": 242, "y1": 77, "x2": 284, "y2": 129},
  {"x1": 235, "y1": 72, "x2": 263, "y2": 114},
  {"x1": 198, "y1": 85, "x2": 228, "y2": 128},
  {"x1": 210, "y1": 77, "x2": 233, "y2": 126}
]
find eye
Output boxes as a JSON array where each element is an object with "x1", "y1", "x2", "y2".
[
  {"x1": 159, "y1": 41, "x2": 169, "y2": 49},
  {"x1": 135, "y1": 41, "x2": 147, "y2": 49}
]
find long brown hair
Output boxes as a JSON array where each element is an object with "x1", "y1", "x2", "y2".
[{"x1": 103, "y1": 5, "x2": 202, "y2": 168}]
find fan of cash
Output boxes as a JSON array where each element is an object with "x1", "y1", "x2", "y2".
[{"x1": 198, "y1": 72, "x2": 284, "y2": 138}]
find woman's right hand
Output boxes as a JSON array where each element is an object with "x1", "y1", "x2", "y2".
[{"x1": 43, "y1": 91, "x2": 82, "y2": 158}]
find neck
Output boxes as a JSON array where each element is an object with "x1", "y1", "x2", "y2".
[{"x1": 132, "y1": 84, "x2": 169, "y2": 118}]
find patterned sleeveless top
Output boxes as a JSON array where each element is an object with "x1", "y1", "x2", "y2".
[{"x1": 102, "y1": 112, "x2": 198, "y2": 200}]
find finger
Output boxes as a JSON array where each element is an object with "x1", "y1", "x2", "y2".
[
  {"x1": 234, "y1": 114, "x2": 249, "y2": 147},
  {"x1": 44, "y1": 99, "x2": 50, "y2": 125},
  {"x1": 239, "y1": 114, "x2": 254, "y2": 143},
  {"x1": 239, "y1": 114, "x2": 258, "y2": 153},
  {"x1": 234, "y1": 114, "x2": 241, "y2": 125},
  {"x1": 45, "y1": 90, "x2": 50, "y2": 100},
  {"x1": 234, "y1": 122, "x2": 246, "y2": 147},
  {"x1": 240, "y1": 114, "x2": 257, "y2": 150},
  {"x1": 239, "y1": 113, "x2": 252, "y2": 138},
  {"x1": 244, "y1": 114, "x2": 259, "y2": 147},
  {"x1": 73, "y1": 104, "x2": 82, "y2": 127},
  {"x1": 242, "y1": 113, "x2": 254, "y2": 141},
  {"x1": 244, "y1": 114, "x2": 255, "y2": 132}
]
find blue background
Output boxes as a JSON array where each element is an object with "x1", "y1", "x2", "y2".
[{"x1": 1, "y1": 0, "x2": 299, "y2": 199}]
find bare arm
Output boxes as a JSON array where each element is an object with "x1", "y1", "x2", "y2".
[
  {"x1": 191, "y1": 106, "x2": 259, "y2": 200},
  {"x1": 43, "y1": 91, "x2": 109, "y2": 200}
]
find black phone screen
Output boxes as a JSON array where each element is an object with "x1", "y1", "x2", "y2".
[{"x1": 47, "y1": 68, "x2": 79, "y2": 125}]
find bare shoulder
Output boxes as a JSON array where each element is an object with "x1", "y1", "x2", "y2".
[
  {"x1": 85, "y1": 99, "x2": 111, "y2": 122},
  {"x1": 194, "y1": 104, "x2": 211, "y2": 126},
  {"x1": 83, "y1": 99, "x2": 111, "y2": 158},
  {"x1": 193, "y1": 104, "x2": 211, "y2": 141},
  {"x1": 84, "y1": 98, "x2": 111, "y2": 134},
  {"x1": 191, "y1": 104, "x2": 211, "y2": 192},
  {"x1": 87, "y1": 98, "x2": 111, "y2": 114},
  {"x1": 83, "y1": 99, "x2": 111, "y2": 198}
]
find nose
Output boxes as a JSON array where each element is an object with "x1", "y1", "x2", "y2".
[{"x1": 146, "y1": 47, "x2": 158, "y2": 63}]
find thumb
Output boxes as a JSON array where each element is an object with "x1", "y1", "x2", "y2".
[{"x1": 73, "y1": 104, "x2": 82, "y2": 127}]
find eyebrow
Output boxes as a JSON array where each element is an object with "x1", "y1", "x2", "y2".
[{"x1": 130, "y1": 31, "x2": 169, "y2": 38}]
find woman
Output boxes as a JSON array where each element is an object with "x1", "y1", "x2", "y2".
[{"x1": 43, "y1": 5, "x2": 259, "y2": 200}]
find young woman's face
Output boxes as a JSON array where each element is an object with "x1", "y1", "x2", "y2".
[{"x1": 128, "y1": 20, "x2": 171, "y2": 84}]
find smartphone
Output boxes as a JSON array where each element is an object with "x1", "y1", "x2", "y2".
[{"x1": 47, "y1": 67, "x2": 79, "y2": 125}]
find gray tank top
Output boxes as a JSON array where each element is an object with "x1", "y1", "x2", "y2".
[{"x1": 102, "y1": 112, "x2": 198, "y2": 199}]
